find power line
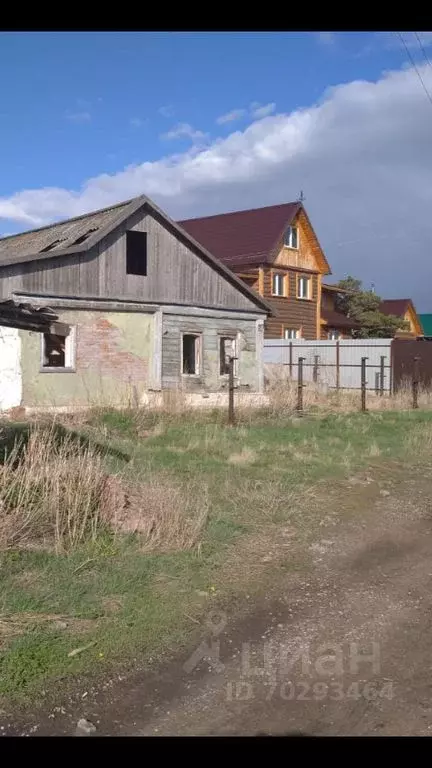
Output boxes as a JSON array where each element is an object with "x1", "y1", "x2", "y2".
[
  {"x1": 414, "y1": 31, "x2": 432, "y2": 72},
  {"x1": 396, "y1": 31, "x2": 432, "y2": 110}
]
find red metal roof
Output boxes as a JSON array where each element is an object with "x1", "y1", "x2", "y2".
[
  {"x1": 179, "y1": 202, "x2": 301, "y2": 268},
  {"x1": 379, "y1": 299, "x2": 411, "y2": 317}
]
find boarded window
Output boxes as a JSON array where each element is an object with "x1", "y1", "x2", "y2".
[
  {"x1": 126, "y1": 231, "x2": 147, "y2": 276},
  {"x1": 42, "y1": 328, "x2": 75, "y2": 370},
  {"x1": 219, "y1": 336, "x2": 236, "y2": 375},
  {"x1": 182, "y1": 334, "x2": 201, "y2": 375}
]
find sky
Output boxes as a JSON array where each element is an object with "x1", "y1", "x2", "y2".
[{"x1": 1, "y1": 31, "x2": 432, "y2": 310}]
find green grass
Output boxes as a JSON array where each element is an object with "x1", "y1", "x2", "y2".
[{"x1": 2, "y1": 407, "x2": 432, "y2": 703}]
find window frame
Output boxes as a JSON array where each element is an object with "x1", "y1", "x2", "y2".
[
  {"x1": 40, "y1": 326, "x2": 76, "y2": 373},
  {"x1": 282, "y1": 327, "x2": 301, "y2": 340},
  {"x1": 126, "y1": 230, "x2": 148, "y2": 277},
  {"x1": 327, "y1": 329, "x2": 340, "y2": 340},
  {"x1": 218, "y1": 333, "x2": 238, "y2": 377},
  {"x1": 181, "y1": 332, "x2": 202, "y2": 377},
  {"x1": 284, "y1": 225, "x2": 299, "y2": 250},
  {"x1": 271, "y1": 270, "x2": 287, "y2": 297},
  {"x1": 296, "y1": 274, "x2": 312, "y2": 300}
]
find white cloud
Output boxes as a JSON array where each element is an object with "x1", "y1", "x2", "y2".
[
  {"x1": 158, "y1": 105, "x2": 175, "y2": 118},
  {"x1": 3, "y1": 63, "x2": 432, "y2": 309},
  {"x1": 160, "y1": 122, "x2": 208, "y2": 142},
  {"x1": 250, "y1": 102, "x2": 276, "y2": 119},
  {"x1": 317, "y1": 32, "x2": 336, "y2": 46},
  {"x1": 65, "y1": 110, "x2": 92, "y2": 124},
  {"x1": 216, "y1": 108, "x2": 246, "y2": 125}
]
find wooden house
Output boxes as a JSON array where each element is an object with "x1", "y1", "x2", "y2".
[
  {"x1": 0, "y1": 195, "x2": 271, "y2": 411},
  {"x1": 379, "y1": 299, "x2": 423, "y2": 338},
  {"x1": 320, "y1": 283, "x2": 360, "y2": 339},
  {"x1": 179, "y1": 202, "x2": 331, "y2": 341}
]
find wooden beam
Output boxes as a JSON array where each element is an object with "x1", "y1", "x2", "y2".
[
  {"x1": 258, "y1": 267, "x2": 264, "y2": 296},
  {"x1": 316, "y1": 273, "x2": 322, "y2": 339}
]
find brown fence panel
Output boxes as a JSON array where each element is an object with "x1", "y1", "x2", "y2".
[{"x1": 392, "y1": 339, "x2": 432, "y2": 392}]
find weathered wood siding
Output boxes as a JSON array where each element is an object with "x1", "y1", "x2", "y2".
[
  {"x1": 162, "y1": 313, "x2": 261, "y2": 391},
  {"x1": 261, "y1": 268, "x2": 318, "y2": 340},
  {"x1": 0, "y1": 209, "x2": 264, "y2": 315}
]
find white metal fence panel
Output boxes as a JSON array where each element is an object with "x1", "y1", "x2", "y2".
[{"x1": 263, "y1": 339, "x2": 393, "y2": 391}]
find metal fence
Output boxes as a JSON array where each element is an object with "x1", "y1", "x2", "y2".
[{"x1": 263, "y1": 339, "x2": 393, "y2": 392}]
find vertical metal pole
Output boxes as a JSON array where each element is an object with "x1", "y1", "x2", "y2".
[
  {"x1": 297, "y1": 357, "x2": 305, "y2": 413},
  {"x1": 313, "y1": 355, "x2": 319, "y2": 384},
  {"x1": 289, "y1": 341, "x2": 293, "y2": 378},
  {"x1": 336, "y1": 340, "x2": 340, "y2": 390},
  {"x1": 412, "y1": 355, "x2": 420, "y2": 410},
  {"x1": 380, "y1": 356, "x2": 385, "y2": 396},
  {"x1": 228, "y1": 356, "x2": 235, "y2": 425},
  {"x1": 375, "y1": 372, "x2": 380, "y2": 395},
  {"x1": 361, "y1": 357, "x2": 368, "y2": 412}
]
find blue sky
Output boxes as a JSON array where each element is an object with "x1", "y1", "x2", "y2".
[{"x1": 1, "y1": 31, "x2": 432, "y2": 308}]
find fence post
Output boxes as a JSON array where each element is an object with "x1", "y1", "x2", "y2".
[
  {"x1": 361, "y1": 357, "x2": 368, "y2": 412},
  {"x1": 289, "y1": 341, "x2": 293, "y2": 378},
  {"x1": 412, "y1": 355, "x2": 420, "y2": 410},
  {"x1": 228, "y1": 356, "x2": 236, "y2": 425},
  {"x1": 375, "y1": 372, "x2": 380, "y2": 395},
  {"x1": 380, "y1": 356, "x2": 385, "y2": 396},
  {"x1": 297, "y1": 357, "x2": 305, "y2": 413},
  {"x1": 335, "y1": 340, "x2": 340, "y2": 390},
  {"x1": 313, "y1": 355, "x2": 319, "y2": 384}
]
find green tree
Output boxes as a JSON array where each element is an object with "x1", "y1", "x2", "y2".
[{"x1": 334, "y1": 276, "x2": 410, "y2": 339}]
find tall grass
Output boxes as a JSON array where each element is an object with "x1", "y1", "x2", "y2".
[{"x1": 0, "y1": 425, "x2": 107, "y2": 552}]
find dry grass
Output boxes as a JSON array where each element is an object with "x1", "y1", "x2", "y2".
[
  {"x1": 0, "y1": 425, "x2": 107, "y2": 552},
  {"x1": 227, "y1": 447, "x2": 258, "y2": 465},
  {"x1": 101, "y1": 474, "x2": 209, "y2": 553}
]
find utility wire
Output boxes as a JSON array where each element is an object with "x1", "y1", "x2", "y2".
[
  {"x1": 396, "y1": 31, "x2": 432, "y2": 110},
  {"x1": 414, "y1": 31, "x2": 432, "y2": 71}
]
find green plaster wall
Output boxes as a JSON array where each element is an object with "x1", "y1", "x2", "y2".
[{"x1": 20, "y1": 309, "x2": 155, "y2": 408}]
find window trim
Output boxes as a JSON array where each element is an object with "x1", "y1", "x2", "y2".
[
  {"x1": 296, "y1": 273, "x2": 312, "y2": 300},
  {"x1": 40, "y1": 326, "x2": 76, "y2": 373},
  {"x1": 271, "y1": 270, "x2": 288, "y2": 297},
  {"x1": 283, "y1": 225, "x2": 299, "y2": 250},
  {"x1": 282, "y1": 326, "x2": 302, "y2": 340},
  {"x1": 218, "y1": 333, "x2": 239, "y2": 377},
  {"x1": 181, "y1": 332, "x2": 202, "y2": 377}
]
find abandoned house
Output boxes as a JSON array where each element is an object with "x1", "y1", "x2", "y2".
[
  {"x1": 179, "y1": 201, "x2": 331, "y2": 340},
  {"x1": 0, "y1": 195, "x2": 271, "y2": 412}
]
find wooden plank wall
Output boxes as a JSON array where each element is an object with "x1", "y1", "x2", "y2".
[{"x1": 262, "y1": 269, "x2": 318, "y2": 340}]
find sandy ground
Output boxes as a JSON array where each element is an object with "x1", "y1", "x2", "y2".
[{"x1": 3, "y1": 461, "x2": 432, "y2": 736}]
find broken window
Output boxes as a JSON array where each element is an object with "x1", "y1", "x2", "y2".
[
  {"x1": 182, "y1": 334, "x2": 201, "y2": 375},
  {"x1": 219, "y1": 336, "x2": 237, "y2": 375},
  {"x1": 42, "y1": 327, "x2": 75, "y2": 370},
  {"x1": 126, "y1": 230, "x2": 147, "y2": 276}
]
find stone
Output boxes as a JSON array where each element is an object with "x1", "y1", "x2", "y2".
[
  {"x1": 380, "y1": 489, "x2": 391, "y2": 497},
  {"x1": 76, "y1": 718, "x2": 96, "y2": 735}
]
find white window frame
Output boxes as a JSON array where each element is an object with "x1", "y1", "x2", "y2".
[
  {"x1": 283, "y1": 328, "x2": 300, "y2": 340},
  {"x1": 297, "y1": 275, "x2": 311, "y2": 300},
  {"x1": 327, "y1": 329, "x2": 340, "y2": 340},
  {"x1": 181, "y1": 332, "x2": 202, "y2": 377},
  {"x1": 271, "y1": 272, "x2": 285, "y2": 297},
  {"x1": 219, "y1": 334, "x2": 238, "y2": 377},
  {"x1": 40, "y1": 326, "x2": 76, "y2": 372},
  {"x1": 284, "y1": 225, "x2": 299, "y2": 250}
]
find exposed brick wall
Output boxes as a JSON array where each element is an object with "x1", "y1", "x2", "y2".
[{"x1": 77, "y1": 316, "x2": 149, "y2": 383}]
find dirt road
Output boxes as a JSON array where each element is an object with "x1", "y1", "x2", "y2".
[{"x1": 3, "y1": 462, "x2": 432, "y2": 736}]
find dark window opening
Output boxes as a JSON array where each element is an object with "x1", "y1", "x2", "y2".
[
  {"x1": 71, "y1": 227, "x2": 98, "y2": 246},
  {"x1": 182, "y1": 334, "x2": 200, "y2": 375},
  {"x1": 219, "y1": 337, "x2": 236, "y2": 375},
  {"x1": 126, "y1": 230, "x2": 147, "y2": 276},
  {"x1": 43, "y1": 334, "x2": 66, "y2": 368},
  {"x1": 39, "y1": 238, "x2": 66, "y2": 253}
]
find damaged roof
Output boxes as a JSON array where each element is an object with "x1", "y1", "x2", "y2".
[{"x1": 0, "y1": 299, "x2": 69, "y2": 334}]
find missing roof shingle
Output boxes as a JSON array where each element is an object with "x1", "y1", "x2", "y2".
[
  {"x1": 71, "y1": 227, "x2": 99, "y2": 246},
  {"x1": 39, "y1": 238, "x2": 66, "y2": 253}
]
